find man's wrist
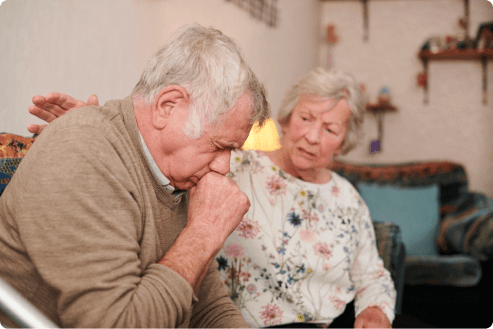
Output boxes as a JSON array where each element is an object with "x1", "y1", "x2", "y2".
[{"x1": 159, "y1": 227, "x2": 218, "y2": 292}]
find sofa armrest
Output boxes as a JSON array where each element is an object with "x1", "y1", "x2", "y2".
[{"x1": 372, "y1": 221, "x2": 406, "y2": 314}]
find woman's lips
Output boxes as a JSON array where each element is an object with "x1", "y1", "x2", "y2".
[{"x1": 297, "y1": 147, "x2": 316, "y2": 158}]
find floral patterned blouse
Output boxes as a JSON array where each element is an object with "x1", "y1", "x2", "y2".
[{"x1": 216, "y1": 150, "x2": 396, "y2": 327}]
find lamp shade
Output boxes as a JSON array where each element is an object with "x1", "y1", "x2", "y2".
[{"x1": 242, "y1": 118, "x2": 281, "y2": 151}]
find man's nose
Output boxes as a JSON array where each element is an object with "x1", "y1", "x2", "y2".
[{"x1": 210, "y1": 149, "x2": 231, "y2": 175}]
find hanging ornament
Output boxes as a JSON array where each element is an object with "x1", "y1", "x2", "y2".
[
  {"x1": 417, "y1": 72, "x2": 427, "y2": 88},
  {"x1": 326, "y1": 24, "x2": 338, "y2": 70}
]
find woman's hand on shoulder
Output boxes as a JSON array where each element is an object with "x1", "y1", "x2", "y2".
[
  {"x1": 27, "y1": 92, "x2": 99, "y2": 134},
  {"x1": 354, "y1": 306, "x2": 392, "y2": 328}
]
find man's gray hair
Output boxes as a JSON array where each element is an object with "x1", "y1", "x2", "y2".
[
  {"x1": 132, "y1": 23, "x2": 270, "y2": 138},
  {"x1": 277, "y1": 67, "x2": 366, "y2": 155}
]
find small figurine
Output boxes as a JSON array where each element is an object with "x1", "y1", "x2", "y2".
[{"x1": 378, "y1": 86, "x2": 390, "y2": 103}]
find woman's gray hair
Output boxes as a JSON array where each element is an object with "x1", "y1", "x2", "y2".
[
  {"x1": 132, "y1": 23, "x2": 270, "y2": 138},
  {"x1": 277, "y1": 67, "x2": 366, "y2": 155}
]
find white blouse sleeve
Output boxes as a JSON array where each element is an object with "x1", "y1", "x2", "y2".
[{"x1": 350, "y1": 196, "x2": 396, "y2": 323}]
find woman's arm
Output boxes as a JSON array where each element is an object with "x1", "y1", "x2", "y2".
[
  {"x1": 351, "y1": 201, "x2": 395, "y2": 328},
  {"x1": 27, "y1": 92, "x2": 99, "y2": 134}
]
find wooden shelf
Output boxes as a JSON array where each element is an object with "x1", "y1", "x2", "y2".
[
  {"x1": 419, "y1": 48, "x2": 492, "y2": 104},
  {"x1": 419, "y1": 49, "x2": 493, "y2": 60},
  {"x1": 366, "y1": 101, "x2": 397, "y2": 112}
]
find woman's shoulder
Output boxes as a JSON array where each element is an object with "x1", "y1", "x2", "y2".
[
  {"x1": 229, "y1": 149, "x2": 269, "y2": 174},
  {"x1": 329, "y1": 171, "x2": 366, "y2": 206}
]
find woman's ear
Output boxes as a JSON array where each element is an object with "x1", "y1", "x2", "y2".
[
  {"x1": 152, "y1": 85, "x2": 190, "y2": 130},
  {"x1": 334, "y1": 140, "x2": 345, "y2": 156},
  {"x1": 278, "y1": 114, "x2": 290, "y2": 136}
]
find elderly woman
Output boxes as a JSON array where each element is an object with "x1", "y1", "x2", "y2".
[
  {"x1": 215, "y1": 68, "x2": 395, "y2": 328},
  {"x1": 28, "y1": 68, "x2": 426, "y2": 328}
]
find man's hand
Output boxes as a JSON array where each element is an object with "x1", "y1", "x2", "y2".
[
  {"x1": 160, "y1": 172, "x2": 250, "y2": 292},
  {"x1": 27, "y1": 92, "x2": 99, "y2": 134},
  {"x1": 354, "y1": 306, "x2": 392, "y2": 328},
  {"x1": 187, "y1": 172, "x2": 250, "y2": 249}
]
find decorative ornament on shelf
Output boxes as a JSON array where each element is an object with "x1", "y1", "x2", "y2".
[
  {"x1": 242, "y1": 118, "x2": 281, "y2": 151},
  {"x1": 366, "y1": 86, "x2": 397, "y2": 154},
  {"x1": 325, "y1": 24, "x2": 338, "y2": 69},
  {"x1": 417, "y1": 72, "x2": 427, "y2": 88},
  {"x1": 476, "y1": 21, "x2": 493, "y2": 50},
  {"x1": 225, "y1": 0, "x2": 279, "y2": 28},
  {"x1": 326, "y1": 24, "x2": 338, "y2": 44}
]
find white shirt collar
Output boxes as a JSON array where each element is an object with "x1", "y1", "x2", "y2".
[{"x1": 138, "y1": 131, "x2": 175, "y2": 193}]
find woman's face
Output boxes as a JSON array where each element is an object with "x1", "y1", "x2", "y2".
[{"x1": 281, "y1": 94, "x2": 352, "y2": 173}]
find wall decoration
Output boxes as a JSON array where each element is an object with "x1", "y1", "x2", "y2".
[
  {"x1": 225, "y1": 0, "x2": 278, "y2": 28},
  {"x1": 366, "y1": 86, "x2": 397, "y2": 154},
  {"x1": 419, "y1": 23, "x2": 493, "y2": 105},
  {"x1": 417, "y1": 72, "x2": 427, "y2": 88},
  {"x1": 325, "y1": 24, "x2": 338, "y2": 69}
]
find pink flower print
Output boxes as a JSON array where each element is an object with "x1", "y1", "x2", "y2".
[
  {"x1": 356, "y1": 288, "x2": 367, "y2": 298},
  {"x1": 237, "y1": 218, "x2": 260, "y2": 239},
  {"x1": 300, "y1": 229, "x2": 316, "y2": 243},
  {"x1": 226, "y1": 243, "x2": 245, "y2": 258},
  {"x1": 269, "y1": 197, "x2": 275, "y2": 205},
  {"x1": 301, "y1": 209, "x2": 319, "y2": 222},
  {"x1": 309, "y1": 212, "x2": 319, "y2": 222},
  {"x1": 318, "y1": 204, "x2": 324, "y2": 212},
  {"x1": 266, "y1": 175, "x2": 287, "y2": 196},
  {"x1": 329, "y1": 296, "x2": 346, "y2": 310},
  {"x1": 260, "y1": 303, "x2": 283, "y2": 326},
  {"x1": 371, "y1": 270, "x2": 386, "y2": 279},
  {"x1": 246, "y1": 284, "x2": 257, "y2": 294},
  {"x1": 323, "y1": 263, "x2": 331, "y2": 271},
  {"x1": 331, "y1": 185, "x2": 340, "y2": 197},
  {"x1": 313, "y1": 242, "x2": 332, "y2": 260},
  {"x1": 239, "y1": 270, "x2": 251, "y2": 282}
]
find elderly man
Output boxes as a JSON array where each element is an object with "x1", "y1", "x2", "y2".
[{"x1": 0, "y1": 23, "x2": 269, "y2": 328}]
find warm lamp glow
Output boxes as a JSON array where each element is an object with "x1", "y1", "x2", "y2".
[{"x1": 242, "y1": 118, "x2": 282, "y2": 151}]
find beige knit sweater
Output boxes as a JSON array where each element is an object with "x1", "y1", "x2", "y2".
[{"x1": 0, "y1": 96, "x2": 248, "y2": 328}]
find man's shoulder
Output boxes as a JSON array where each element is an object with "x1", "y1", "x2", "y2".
[
  {"x1": 62, "y1": 98, "x2": 125, "y2": 126},
  {"x1": 40, "y1": 98, "x2": 128, "y2": 140}
]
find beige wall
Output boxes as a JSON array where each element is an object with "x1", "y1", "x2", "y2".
[
  {"x1": 320, "y1": 0, "x2": 493, "y2": 197},
  {"x1": 0, "y1": 0, "x2": 319, "y2": 135}
]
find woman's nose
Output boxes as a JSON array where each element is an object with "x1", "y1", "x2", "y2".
[{"x1": 305, "y1": 126, "x2": 320, "y2": 144}]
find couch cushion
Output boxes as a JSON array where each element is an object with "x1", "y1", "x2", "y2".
[
  {"x1": 0, "y1": 133, "x2": 36, "y2": 196},
  {"x1": 404, "y1": 254, "x2": 481, "y2": 287},
  {"x1": 358, "y1": 183, "x2": 440, "y2": 256}
]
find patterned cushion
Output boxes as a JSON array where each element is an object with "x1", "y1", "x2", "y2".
[
  {"x1": 438, "y1": 192, "x2": 493, "y2": 261},
  {"x1": 373, "y1": 221, "x2": 406, "y2": 313},
  {"x1": 0, "y1": 133, "x2": 36, "y2": 197},
  {"x1": 330, "y1": 161, "x2": 468, "y2": 218}
]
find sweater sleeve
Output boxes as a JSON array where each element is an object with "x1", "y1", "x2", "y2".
[
  {"x1": 349, "y1": 199, "x2": 396, "y2": 324},
  {"x1": 10, "y1": 124, "x2": 197, "y2": 328},
  {"x1": 188, "y1": 260, "x2": 250, "y2": 328}
]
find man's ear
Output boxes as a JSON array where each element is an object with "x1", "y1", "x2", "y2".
[{"x1": 152, "y1": 85, "x2": 190, "y2": 130}]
